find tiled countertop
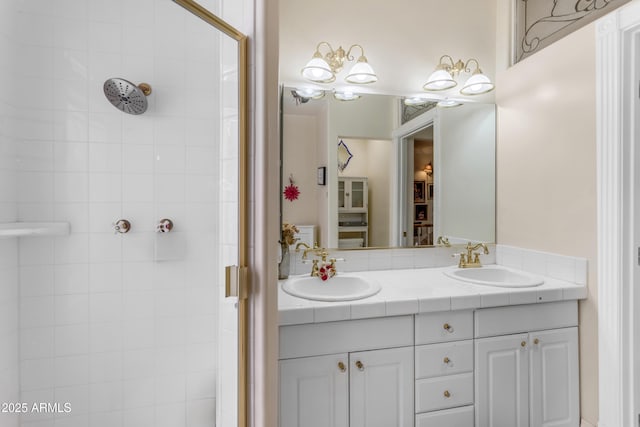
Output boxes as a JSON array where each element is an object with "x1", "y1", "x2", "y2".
[{"x1": 278, "y1": 264, "x2": 588, "y2": 326}]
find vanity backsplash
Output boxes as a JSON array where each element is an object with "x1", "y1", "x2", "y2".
[{"x1": 287, "y1": 244, "x2": 587, "y2": 286}]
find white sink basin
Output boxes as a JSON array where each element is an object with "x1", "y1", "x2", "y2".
[
  {"x1": 444, "y1": 265, "x2": 544, "y2": 288},
  {"x1": 282, "y1": 275, "x2": 381, "y2": 301}
]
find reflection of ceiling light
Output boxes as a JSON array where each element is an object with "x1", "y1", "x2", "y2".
[
  {"x1": 437, "y1": 99, "x2": 462, "y2": 108},
  {"x1": 423, "y1": 162, "x2": 433, "y2": 176},
  {"x1": 404, "y1": 97, "x2": 432, "y2": 106},
  {"x1": 423, "y1": 55, "x2": 494, "y2": 95},
  {"x1": 334, "y1": 90, "x2": 361, "y2": 101},
  {"x1": 301, "y1": 42, "x2": 378, "y2": 85},
  {"x1": 293, "y1": 88, "x2": 325, "y2": 100}
]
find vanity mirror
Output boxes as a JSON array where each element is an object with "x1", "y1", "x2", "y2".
[{"x1": 281, "y1": 88, "x2": 495, "y2": 249}]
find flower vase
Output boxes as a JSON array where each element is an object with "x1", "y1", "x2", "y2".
[{"x1": 278, "y1": 243, "x2": 290, "y2": 280}]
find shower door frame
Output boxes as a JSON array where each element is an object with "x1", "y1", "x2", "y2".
[{"x1": 171, "y1": 1, "x2": 249, "y2": 426}]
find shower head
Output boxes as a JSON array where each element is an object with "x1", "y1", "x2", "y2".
[{"x1": 103, "y1": 78, "x2": 152, "y2": 115}]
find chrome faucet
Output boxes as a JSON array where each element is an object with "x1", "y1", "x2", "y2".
[{"x1": 454, "y1": 242, "x2": 489, "y2": 268}]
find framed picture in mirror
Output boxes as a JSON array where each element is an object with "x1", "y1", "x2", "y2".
[
  {"x1": 427, "y1": 183, "x2": 434, "y2": 200},
  {"x1": 415, "y1": 204, "x2": 427, "y2": 221},
  {"x1": 414, "y1": 181, "x2": 425, "y2": 203},
  {"x1": 317, "y1": 166, "x2": 326, "y2": 185}
]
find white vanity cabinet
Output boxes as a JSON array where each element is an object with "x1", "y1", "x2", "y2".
[
  {"x1": 414, "y1": 310, "x2": 475, "y2": 426},
  {"x1": 278, "y1": 300, "x2": 580, "y2": 427},
  {"x1": 279, "y1": 353, "x2": 349, "y2": 427},
  {"x1": 279, "y1": 316, "x2": 414, "y2": 427},
  {"x1": 280, "y1": 347, "x2": 414, "y2": 427},
  {"x1": 349, "y1": 347, "x2": 414, "y2": 427},
  {"x1": 474, "y1": 302, "x2": 579, "y2": 427}
]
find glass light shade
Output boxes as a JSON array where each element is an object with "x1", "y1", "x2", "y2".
[
  {"x1": 294, "y1": 88, "x2": 325, "y2": 99},
  {"x1": 334, "y1": 90, "x2": 360, "y2": 101},
  {"x1": 301, "y1": 57, "x2": 335, "y2": 83},
  {"x1": 344, "y1": 59, "x2": 378, "y2": 84},
  {"x1": 423, "y1": 69, "x2": 457, "y2": 91},
  {"x1": 460, "y1": 72, "x2": 494, "y2": 95}
]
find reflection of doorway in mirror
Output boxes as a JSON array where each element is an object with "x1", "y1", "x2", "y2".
[{"x1": 413, "y1": 138, "x2": 434, "y2": 245}]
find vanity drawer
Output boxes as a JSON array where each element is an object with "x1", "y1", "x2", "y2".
[
  {"x1": 279, "y1": 315, "x2": 413, "y2": 359},
  {"x1": 416, "y1": 372, "x2": 473, "y2": 413},
  {"x1": 415, "y1": 405, "x2": 474, "y2": 427},
  {"x1": 415, "y1": 310, "x2": 473, "y2": 345},
  {"x1": 474, "y1": 301, "x2": 578, "y2": 338},
  {"x1": 415, "y1": 340, "x2": 473, "y2": 379}
]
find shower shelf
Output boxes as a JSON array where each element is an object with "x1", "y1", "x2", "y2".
[{"x1": 0, "y1": 222, "x2": 70, "y2": 238}]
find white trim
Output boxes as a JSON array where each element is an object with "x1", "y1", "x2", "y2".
[
  {"x1": 596, "y1": 2, "x2": 640, "y2": 426},
  {"x1": 391, "y1": 109, "x2": 437, "y2": 246}
]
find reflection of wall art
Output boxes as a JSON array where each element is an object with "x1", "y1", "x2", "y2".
[
  {"x1": 427, "y1": 183, "x2": 434, "y2": 200},
  {"x1": 283, "y1": 174, "x2": 300, "y2": 201},
  {"x1": 317, "y1": 166, "x2": 326, "y2": 185},
  {"x1": 514, "y1": 0, "x2": 625, "y2": 64},
  {"x1": 414, "y1": 181, "x2": 425, "y2": 203},
  {"x1": 415, "y1": 204, "x2": 427, "y2": 221},
  {"x1": 337, "y1": 140, "x2": 353, "y2": 172}
]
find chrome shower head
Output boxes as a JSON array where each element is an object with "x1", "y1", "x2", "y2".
[{"x1": 103, "y1": 78, "x2": 152, "y2": 115}]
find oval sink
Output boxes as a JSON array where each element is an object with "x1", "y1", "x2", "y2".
[
  {"x1": 282, "y1": 275, "x2": 381, "y2": 302},
  {"x1": 444, "y1": 266, "x2": 544, "y2": 288}
]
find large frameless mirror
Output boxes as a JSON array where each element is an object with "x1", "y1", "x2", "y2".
[{"x1": 281, "y1": 89, "x2": 495, "y2": 249}]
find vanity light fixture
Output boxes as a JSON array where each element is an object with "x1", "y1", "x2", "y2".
[
  {"x1": 290, "y1": 88, "x2": 325, "y2": 106},
  {"x1": 301, "y1": 42, "x2": 378, "y2": 85},
  {"x1": 423, "y1": 55, "x2": 494, "y2": 95},
  {"x1": 437, "y1": 98, "x2": 462, "y2": 108},
  {"x1": 333, "y1": 90, "x2": 361, "y2": 101},
  {"x1": 423, "y1": 162, "x2": 433, "y2": 176},
  {"x1": 404, "y1": 96, "x2": 432, "y2": 106}
]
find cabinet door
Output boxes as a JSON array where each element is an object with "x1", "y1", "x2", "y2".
[
  {"x1": 350, "y1": 179, "x2": 366, "y2": 209},
  {"x1": 476, "y1": 334, "x2": 530, "y2": 427},
  {"x1": 338, "y1": 180, "x2": 345, "y2": 209},
  {"x1": 279, "y1": 354, "x2": 349, "y2": 427},
  {"x1": 349, "y1": 346, "x2": 414, "y2": 427},
  {"x1": 529, "y1": 327, "x2": 579, "y2": 427}
]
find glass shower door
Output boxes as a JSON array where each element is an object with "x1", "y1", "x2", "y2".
[{"x1": 174, "y1": 1, "x2": 248, "y2": 426}]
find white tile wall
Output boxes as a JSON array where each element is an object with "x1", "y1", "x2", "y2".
[
  {"x1": 287, "y1": 245, "x2": 497, "y2": 276},
  {"x1": 496, "y1": 245, "x2": 588, "y2": 285},
  {"x1": 0, "y1": 1, "x2": 21, "y2": 426},
  {"x1": 7, "y1": 1, "x2": 228, "y2": 426}
]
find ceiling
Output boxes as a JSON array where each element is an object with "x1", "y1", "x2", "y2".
[{"x1": 279, "y1": 0, "x2": 498, "y2": 102}]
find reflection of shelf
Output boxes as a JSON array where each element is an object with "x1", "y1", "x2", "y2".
[
  {"x1": 0, "y1": 222, "x2": 70, "y2": 238},
  {"x1": 338, "y1": 226, "x2": 368, "y2": 233}
]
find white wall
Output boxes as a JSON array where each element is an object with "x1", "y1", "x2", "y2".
[
  {"x1": 282, "y1": 114, "x2": 320, "y2": 228},
  {"x1": 338, "y1": 138, "x2": 392, "y2": 247},
  {"x1": 494, "y1": 11, "x2": 599, "y2": 424},
  {"x1": 10, "y1": 1, "x2": 226, "y2": 426},
  {"x1": 327, "y1": 95, "x2": 396, "y2": 247},
  {"x1": 438, "y1": 103, "x2": 495, "y2": 242},
  {"x1": 0, "y1": 1, "x2": 20, "y2": 426}
]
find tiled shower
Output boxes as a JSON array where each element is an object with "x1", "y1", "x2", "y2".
[{"x1": 0, "y1": 0, "x2": 240, "y2": 426}]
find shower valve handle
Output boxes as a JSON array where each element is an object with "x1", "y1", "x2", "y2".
[
  {"x1": 156, "y1": 219, "x2": 174, "y2": 233},
  {"x1": 113, "y1": 219, "x2": 131, "y2": 234}
]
